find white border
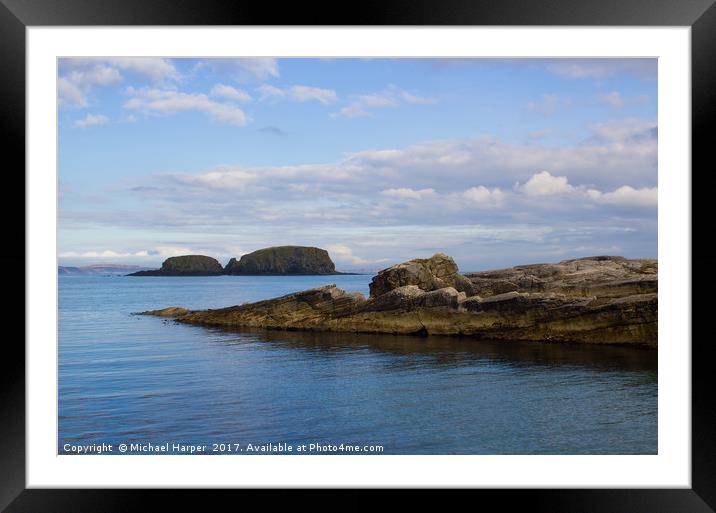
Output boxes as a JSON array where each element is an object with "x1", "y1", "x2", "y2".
[{"x1": 27, "y1": 27, "x2": 691, "y2": 488}]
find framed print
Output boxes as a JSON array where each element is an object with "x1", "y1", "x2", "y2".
[{"x1": 3, "y1": 0, "x2": 715, "y2": 510}]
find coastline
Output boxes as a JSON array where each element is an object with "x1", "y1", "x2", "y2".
[{"x1": 141, "y1": 253, "x2": 658, "y2": 348}]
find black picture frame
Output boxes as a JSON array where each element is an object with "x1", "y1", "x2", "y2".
[{"x1": 2, "y1": 0, "x2": 713, "y2": 510}]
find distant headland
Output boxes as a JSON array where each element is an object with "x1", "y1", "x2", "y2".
[
  {"x1": 127, "y1": 246, "x2": 356, "y2": 276},
  {"x1": 59, "y1": 264, "x2": 153, "y2": 276}
]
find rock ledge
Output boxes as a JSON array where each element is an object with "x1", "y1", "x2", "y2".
[{"x1": 141, "y1": 254, "x2": 657, "y2": 347}]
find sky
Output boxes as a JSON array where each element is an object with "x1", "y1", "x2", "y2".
[{"x1": 58, "y1": 57, "x2": 657, "y2": 272}]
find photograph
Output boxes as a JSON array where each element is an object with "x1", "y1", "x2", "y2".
[{"x1": 57, "y1": 56, "x2": 658, "y2": 456}]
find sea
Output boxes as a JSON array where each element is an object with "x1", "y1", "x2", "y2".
[{"x1": 58, "y1": 274, "x2": 657, "y2": 455}]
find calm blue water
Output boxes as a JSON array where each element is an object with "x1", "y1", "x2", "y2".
[{"x1": 59, "y1": 274, "x2": 657, "y2": 455}]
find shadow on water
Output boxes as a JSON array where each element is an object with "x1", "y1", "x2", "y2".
[{"x1": 197, "y1": 325, "x2": 657, "y2": 374}]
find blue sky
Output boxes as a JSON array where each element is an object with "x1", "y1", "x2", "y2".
[{"x1": 58, "y1": 58, "x2": 657, "y2": 272}]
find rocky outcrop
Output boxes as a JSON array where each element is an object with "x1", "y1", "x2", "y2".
[
  {"x1": 142, "y1": 254, "x2": 657, "y2": 347},
  {"x1": 224, "y1": 246, "x2": 339, "y2": 275},
  {"x1": 129, "y1": 255, "x2": 223, "y2": 276},
  {"x1": 369, "y1": 253, "x2": 475, "y2": 297},
  {"x1": 464, "y1": 256, "x2": 657, "y2": 298}
]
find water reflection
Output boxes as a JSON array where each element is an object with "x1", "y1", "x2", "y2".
[{"x1": 202, "y1": 326, "x2": 657, "y2": 374}]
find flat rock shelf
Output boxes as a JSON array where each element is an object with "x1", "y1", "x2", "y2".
[{"x1": 142, "y1": 254, "x2": 657, "y2": 348}]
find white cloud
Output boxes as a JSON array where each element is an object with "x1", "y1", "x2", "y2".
[
  {"x1": 172, "y1": 167, "x2": 259, "y2": 190},
  {"x1": 124, "y1": 87, "x2": 250, "y2": 126},
  {"x1": 58, "y1": 78, "x2": 87, "y2": 107},
  {"x1": 288, "y1": 85, "x2": 337, "y2": 104},
  {"x1": 58, "y1": 245, "x2": 202, "y2": 261},
  {"x1": 334, "y1": 86, "x2": 436, "y2": 118},
  {"x1": 139, "y1": 121, "x2": 656, "y2": 209},
  {"x1": 58, "y1": 65, "x2": 122, "y2": 107},
  {"x1": 517, "y1": 171, "x2": 657, "y2": 207},
  {"x1": 257, "y1": 84, "x2": 337, "y2": 104},
  {"x1": 65, "y1": 120, "x2": 656, "y2": 254},
  {"x1": 151, "y1": 246, "x2": 195, "y2": 257},
  {"x1": 105, "y1": 58, "x2": 178, "y2": 82},
  {"x1": 74, "y1": 114, "x2": 109, "y2": 129},
  {"x1": 58, "y1": 58, "x2": 179, "y2": 107},
  {"x1": 238, "y1": 58, "x2": 279, "y2": 80},
  {"x1": 463, "y1": 186, "x2": 505, "y2": 206},
  {"x1": 381, "y1": 187, "x2": 435, "y2": 200},
  {"x1": 587, "y1": 185, "x2": 657, "y2": 207},
  {"x1": 326, "y1": 244, "x2": 374, "y2": 265},
  {"x1": 210, "y1": 83, "x2": 252, "y2": 102},
  {"x1": 66, "y1": 65, "x2": 122, "y2": 87},
  {"x1": 519, "y1": 171, "x2": 574, "y2": 196},
  {"x1": 59, "y1": 250, "x2": 150, "y2": 258}
]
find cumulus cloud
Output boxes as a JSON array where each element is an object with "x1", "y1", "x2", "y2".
[
  {"x1": 58, "y1": 58, "x2": 179, "y2": 107},
  {"x1": 74, "y1": 113, "x2": 109, "y2": 129},
  {"x1": 133, "y1": 119, "x2": 656, "y2": 209},
  {"x1": 381, "y1": 187, "x2": 435, "y2": 200},
  {"x1": 61, "y1": 120, "x2": 657, "y2": 269},
  {"x1": 170, "y1": 167, "x2": 260, "y2": 190},
  {"x1": 519, "y1": 171, "x2": 573, "y2": 196},
  {"x1": 257, "y1": 84, "x2": 337, "y2": 104},
  {"x1": 587, "y1": 185, "x2": 658, "y2": 207},
  {"x1": 334, "y1": 86, "x2": 436, "y2": 118},
  {"x1": 124, "y1": 87, "x2": 250, "y2": 126},
  {"x1": 105, "y1": 58, "x2": 178, "y2": 81},
  {"x1": 325, "y1": 243, "x2": 373, "y2": 266},
  {"x1": 463, "y1": 186, "x2": 505, "y2": 206},
  {"x1": 149, "y1": 245, "x2": 196, "y2": 257},
  {"x1": 517, "y1": 171, "x2": 657, "y2": 208},
  {"x1": 210, "y1": 83, "x2": 252, "y2": 102},
  {"x1": 66, "y1": 65, "x2": 122, "y2": 87}
]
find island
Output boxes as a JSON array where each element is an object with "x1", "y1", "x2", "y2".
[
  {"x1": 142, "y1": 253, "x2": 657, "y2": 347},
  {"x1": 129, "y1": 246, "x2": 351, "y2": 276},
  {"x1": 224, "y1": 246, "x2": 343, "y2": 275},
  {"x1": 128, "y1": 255, "x2": 224, "y2": 276}
]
